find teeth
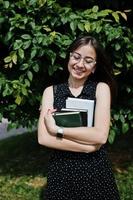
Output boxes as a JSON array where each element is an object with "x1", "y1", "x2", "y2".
[{"x1": 75, "y1": 69, "x2": 83, "y2": 73}]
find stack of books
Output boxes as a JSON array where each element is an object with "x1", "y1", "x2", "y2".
[{"x1": 53, "y1": 97, "x2": 94, "y2": 127}]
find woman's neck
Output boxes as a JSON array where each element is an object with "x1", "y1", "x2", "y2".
[{"x1": 68, "y1": 77, "x2": 86, "y2": 88}]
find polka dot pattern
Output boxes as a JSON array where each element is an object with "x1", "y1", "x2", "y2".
[{"x1": 45, "y1": 80, "x2": 120, "y2": 200}]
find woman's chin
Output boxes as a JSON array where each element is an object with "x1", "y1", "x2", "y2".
[
  {"x1": 71, "y1": 73, "x2": 86, "y2": 81},
  {"x1": 73, "y1": 70, "x2": 88, "y2": 78}
]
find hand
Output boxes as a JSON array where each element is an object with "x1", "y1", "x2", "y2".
[{"x1": 44, "y1": 108, "x2": 58, "y2": 136}]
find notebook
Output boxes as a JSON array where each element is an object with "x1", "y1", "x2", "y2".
[
  {"x1": 66, "y1": 97, "x2": 94, "y2": 127},
  {"x1": 53, "y1": 109, "x2": 87, "y2": 127}
]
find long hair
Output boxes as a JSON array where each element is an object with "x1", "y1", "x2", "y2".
[{"x1": 67, "y1": 35, "x2": 117, "y2": 104}]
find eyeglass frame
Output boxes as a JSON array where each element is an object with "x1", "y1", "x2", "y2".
[{"x1": 69, "y1": 52, "x2": 96, "y2": 68}]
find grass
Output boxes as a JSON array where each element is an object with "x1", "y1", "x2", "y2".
[
  {"x1": 0, "y1": 131, "x2": 132, "y2": 200},
  {"x1": 108, "y1": 133, "x2": 133, "y2": 200},
  {"x1": 0, "y1": 132, "x2": 48, "y2": 200}
]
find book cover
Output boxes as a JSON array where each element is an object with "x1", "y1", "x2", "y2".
[
  {"x1": 53, "y1": 110, "x2": 87, "y2": 127},
  {"x1": 61, "y1": 108, "x2": 87, "y2": 126},
  {"x1": 66, "y1": 97, "x2": 94, "y2": 127}
]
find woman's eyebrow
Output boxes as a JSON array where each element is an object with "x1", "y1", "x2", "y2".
[
  {"x1": 85, "y1": 56, "x2": 95, "y2": 60},
  {"x1": 74, "y1": 52, "x2": 95, "y2": 60}
]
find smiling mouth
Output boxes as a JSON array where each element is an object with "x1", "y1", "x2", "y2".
[{"x1": 74, "y1": 67, "x2": 85, "y2": 75}]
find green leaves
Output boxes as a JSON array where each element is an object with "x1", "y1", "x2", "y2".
[
  {"x1": 115, "y1": 43, "x2": 121, "y2": 51},
  {"x1": 112, "y1": 12, "x2": 120, "y2": 23},
  {"x1": 18, "y1": 48, "x2": 24, "y2": 59},
  {"x1": 23, "y1": 40, "x2": 31, "y2": 49},
  {"x1": 122, "y1": 123, "x2": 129, "y2": 134},
  {"x1": 33, "y1": 63, "x2": 39, "y2": 72},
  {"x1": 84, "y1": 22, "x2": 90, "y2": 32},
  {"x1": 70, "y1": 21, "x2": 77, "y2": 32},
  {"x1": 2, "y1": 83, "x2": 13, "y2": 97},
  {"x1": 0, "y1": 0, "x2": 132, "y2": 134},
  {"x1": 31, "y1": 48, "x2": 37, "y2": 59},
  {"x1": 110, "y1": 109, "x2": 133, "y2": 140},
  {"x1": 108, "y1": 129, "x2": 116, "y2": 144},
  {"x1": 27, "y1": 71, "x2": 33, "y2": 81},
  {"x1": 21, "y1": 34, "x2": 32, "y2": 40},
  {"x1": 13, "y1": 40, "x2": 23, "y2": 50},
  {"x1": 4, "y1": 56, "x2": 11, "y2": 63},
  {"x1": 11, "y1": 52, "x2": 17, "y2": 64},
  {"x1": 15, "y1": 95, "x2": 22, "y2": 105},
  {"x1": 78, "y1": 23, "x2": 84, "y2": 31},
  {"x1": 4, "y1": 51, "x2": 17, "y2": 68},
  {"x1": 3, "y1": 1, "x2": 9, "y2": 9},
  {"x1": 92, "y1": 6, "x2": 99, "y2": 13}
]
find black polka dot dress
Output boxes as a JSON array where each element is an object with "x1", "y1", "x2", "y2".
[{"x1": 45, "y1": 80, "x2": 120, "y2": 200}]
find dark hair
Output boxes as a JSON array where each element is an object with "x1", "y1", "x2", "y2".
[{"x1": 67, "y1": 35, "x2": 117, "y2": 104}]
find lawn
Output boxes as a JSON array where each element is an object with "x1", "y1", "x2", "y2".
[{"x1": 0, "y1": 132, "x2": 132, "y2": 200}]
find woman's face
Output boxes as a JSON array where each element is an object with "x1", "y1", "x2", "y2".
[{"x1": 68, "y1": 44, "x2": 96, "y2": 82}]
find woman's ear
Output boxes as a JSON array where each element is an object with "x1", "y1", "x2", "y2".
[{"x1": 91, "y1": 67, "x2": 96, "y2": 74}]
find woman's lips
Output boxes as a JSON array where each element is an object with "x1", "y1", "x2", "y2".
[{"x1": 73, "y1": 67, "x2": 85, "y2": 75}]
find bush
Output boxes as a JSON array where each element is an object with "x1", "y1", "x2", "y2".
[{"x1": 0, "y1": 0, "x2": 132, "y2": 142}]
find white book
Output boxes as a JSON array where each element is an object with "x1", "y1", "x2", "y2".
[{"x1": 66, "y1": 97, "x2": 95, "y2": 127}]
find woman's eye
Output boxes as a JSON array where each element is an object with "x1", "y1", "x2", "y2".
[
  {"x1": 85, "y1": 59, "x2": 93, "y2": 64},
  {"x1": 73, "y1": 55, "x2": 80, "y2": 60}
]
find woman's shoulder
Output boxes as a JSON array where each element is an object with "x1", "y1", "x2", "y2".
[
  {"x1": 97, "y1": 82, "x2": 110, "y2": 90},
  {"x1": 42, "y1": 85, "x2": 54, "y2": 99},
  {"x1": 96, "y1": 82, "x2": 110, "y2": 98}
]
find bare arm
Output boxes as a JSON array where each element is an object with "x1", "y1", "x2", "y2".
[
  {"x1": 63, "y1": 82, "x2": 111, "y2": 145},
  {"x1": 37, "y1": 86, "x2": 101, "y2": 153}
]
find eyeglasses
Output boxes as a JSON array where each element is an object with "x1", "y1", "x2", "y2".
[{"x1": 70, "y1": 52, "x2": 96, "y2": 68}]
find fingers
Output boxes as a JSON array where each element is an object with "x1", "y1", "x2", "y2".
[{"x1": 47, "y1": 108, "x2": 57, "y2": 114}]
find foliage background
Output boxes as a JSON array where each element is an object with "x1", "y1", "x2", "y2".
[{"x1": 0, "y1": 0, "x2": 133, "y2": 143}]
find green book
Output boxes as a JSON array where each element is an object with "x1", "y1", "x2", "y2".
[{"x1": 53, "y1": 109, "x2": 87, "y2": 127}]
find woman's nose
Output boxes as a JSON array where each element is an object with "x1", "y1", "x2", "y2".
[{"x1": 76, "y1": 58, "x2": 84, "y2": 68}]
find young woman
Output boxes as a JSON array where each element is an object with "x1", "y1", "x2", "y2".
[{"x1": 38, "y1": 36, "x2": 120, "y2": 199}]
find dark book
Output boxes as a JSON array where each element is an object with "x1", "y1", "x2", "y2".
[{"x1": 53, "y1": 109, "x2": 87, "y2": 127}]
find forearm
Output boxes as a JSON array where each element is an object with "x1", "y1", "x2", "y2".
[
  {"x1": 38, "y1": 119, "x2": 100, "y2": 153},
  {"x1": 39, "y1": 133, "x2": 100, "y2": 153},
  {"x1": 63, "y1": 127, "x2": 108, "y2": 145},
  {"x1": 68, "y1": 137, "x2": 102, "y2": 146}
]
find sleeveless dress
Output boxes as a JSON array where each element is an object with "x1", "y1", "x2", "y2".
[{"x1": 45, "y1": 80, "x2": 120, "y2": 200}]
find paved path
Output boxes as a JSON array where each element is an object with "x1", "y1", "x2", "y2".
[{"x1": 0, "y1": 118, "x2": 27, "y2": 140}]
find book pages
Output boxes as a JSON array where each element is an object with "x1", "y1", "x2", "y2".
[{"x1": 66, "y1": 97, "x2": 94, "y2": 127}]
